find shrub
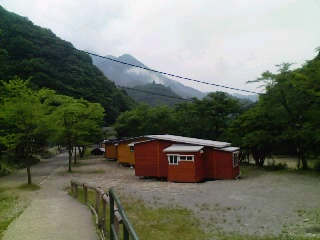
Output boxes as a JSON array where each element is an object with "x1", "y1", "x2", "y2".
[
  {"x1": 314, "y1": 160, "x2": 320, "y2": 172},
  {"x1": 265, "y1": 159, "x2": 288, "y2": 171}
]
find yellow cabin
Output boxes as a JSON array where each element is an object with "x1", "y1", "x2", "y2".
[{"x1": 117, "y1": 137, "x2": 147, "y2": 166}]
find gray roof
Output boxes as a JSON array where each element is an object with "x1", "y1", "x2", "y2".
[
  {"x1": 219, "y1": 146, "x2": 240, "y2": 152},
  {"x1": 145, "y1": 134, "x2": 231, "y2": 148},
  {"x1": 163, "y1": 145, "x2": 204, "y2": 152}
]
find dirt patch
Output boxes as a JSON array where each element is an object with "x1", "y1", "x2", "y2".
[{"x1": 64, "y1": 157, "x2": 320, "y2": 238}]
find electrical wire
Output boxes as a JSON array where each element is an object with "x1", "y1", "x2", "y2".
[{"x1": 3, "y1": 25, "x2": 261, "y2": 96}]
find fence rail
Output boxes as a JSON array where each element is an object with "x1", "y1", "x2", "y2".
[{"x1": 70, "y1": 180, "x2": 139, "y2": 240}]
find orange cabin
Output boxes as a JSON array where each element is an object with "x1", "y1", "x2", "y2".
[{"x1": 104, "y1": 140, "x2": 118, "y2": 160}]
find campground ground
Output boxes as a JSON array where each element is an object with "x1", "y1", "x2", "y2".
[
  {"x1": 60, "y1": 156, "x2": 320, "y2": 238},
  {"x1": 1, "y1": 154, "x2": 320, "y2": 239}
]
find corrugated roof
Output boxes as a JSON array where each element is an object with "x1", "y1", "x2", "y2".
[
  {"x1": 145, "y1": 134, "x2": 231, "y2": 148},
  {"x1": 163, "y1": 145, "x2": 204, "y2": 152}
]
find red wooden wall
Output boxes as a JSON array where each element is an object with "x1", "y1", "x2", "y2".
[
  {"x1": 134, "y1": 138, "x2": 239, "y2": 182},
  {"x1": 167, "y1": 151, "x2": 204, "y2": 182},
  {"x1": 135, "y1": 140, "x2": 171, "y2": 178}
]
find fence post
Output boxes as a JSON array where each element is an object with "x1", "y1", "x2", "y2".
[
  {"x1": 95, "y1": 187, "x2": 101, "y2": 218},
  {"x1": 70, "y1": 180, "x2": 74, "y2": 194},
  {"x1": 110, "y1": 191, "x2": 115, "y2": 240},
  {"x1": 74, "y1": 184, "x2": 78, "y2": 199},
  {"x1": 83, "y1": 184, "x2": 88, "y2": 204},
  {"x1": 101, "y1": 193, "x2": 107, "y2": 235}
]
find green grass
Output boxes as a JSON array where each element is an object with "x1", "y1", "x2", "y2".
[
  {"x1": 120, "y1": 194, "x2": 210, "y2": 240},
  {"x1": 69, "y1": 188, "x2": 210, "y2": 240},
  {"x1": 0, "y1": 186, "x2": 19, "y2": 238},
  {"x1": 240, "y1": 162, "x2": 320, "y2": 179},
  {"x1": 18, "y1": 183, "x2": 40, "y2": 191},
  {"x1": 0, "y1": 184, "x2": 39, "y2": 239}
]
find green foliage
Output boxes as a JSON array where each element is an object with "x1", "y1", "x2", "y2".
[
  {"x1": 172, "y1": 91, "x2": 243, "y2": 140},
  {"x1": 49, "y1": 94, "x2": 105, "y2": 171},
  {"x1": 114, "y1": 91, "x2": 244, "y2": 140},
  {"x1": 229, "y1": 53, "x2": 320, "y2": 167},
  {"x1": 0, "y1": 78, "x2": 105, "y2": 179},
  {"x1": 314, "y1": 161, "x2": 320, "y2": 172},
  {"x1": 265, "y1": 159, "x2": 288, "y2": 171},
  {"x1": 0, "y1": 6, "x2": 133, "y2": 125},
  {"x1": 114, "y1": 104, "x2": 176, "y2": 138}
]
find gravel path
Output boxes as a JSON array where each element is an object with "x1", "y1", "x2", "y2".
[{"x1": 1, "y1": 153, "x2": 99, "y2": 240}]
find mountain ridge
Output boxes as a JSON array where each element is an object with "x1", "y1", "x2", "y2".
[{"x1": 91, "y1": 54, "x2": 207, "y2": 99}]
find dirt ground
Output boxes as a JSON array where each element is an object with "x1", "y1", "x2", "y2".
[{"x1": 59, "y1": 156, "x2": 320, "y2": 238}]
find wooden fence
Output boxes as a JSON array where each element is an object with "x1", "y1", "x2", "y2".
[{"x1": 70, "y1": 180, "x2": 139, "y2": 240}]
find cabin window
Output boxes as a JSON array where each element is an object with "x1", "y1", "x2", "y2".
[
  {"x1": 130, "y1": 146, "x2": 134, "y2": 152},
  {"x1": 233, "y1": 152, "x2": 239, "y2": 167},
  {"x1": 168, "y1": 155, "x2": 178, "y2": 165},
  {"x1": 179, "y1": 155, "x2": 194, "y2": 161}
]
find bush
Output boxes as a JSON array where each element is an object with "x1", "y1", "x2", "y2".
[
  {"x1": 265, "y1": 159, "x2": 288, "y2": 171},
  {"x1": 314, "y1": 160, "x2": 320, "y2": 172}
]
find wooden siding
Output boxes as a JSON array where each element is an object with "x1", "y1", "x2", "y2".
[
  {"x1": 167, "y1": 151, "x2": 204, "y2": 183},
  {"x1": 135, "y1": 140, "x2": 171, "y2": 178},
  {"x1": 117, "y1": 141, "x2": 134, "y2": 165},
  {"x1": 214, "y1": 150, "x2": 239, "y2": 179},
  {"x1": 134, "y1": 136, "x2": 239, "y2": 182},
  {"x1": 202, "y1": 148, "x2": 216, "y2": 179},
  {"x1": 117, "y1": 137, "x2": 147, "y2": 165},
  {"x1": 105, "y1": 143, "x2": 117, "y2": 159}
]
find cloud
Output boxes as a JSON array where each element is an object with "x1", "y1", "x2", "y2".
[{"x1": 1, "y1": 0, "x2": 319, "y2": 94}]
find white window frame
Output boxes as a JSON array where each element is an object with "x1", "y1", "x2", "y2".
[
  {"x1": 179, "y1": 155, "x2": 194, "y2": 161},
  {"x1": 233, "y1": 152, "x2": 239, "y2": 167},
  {"x1": 168, "y1": 155, "x2": 179, "y2": 165}
]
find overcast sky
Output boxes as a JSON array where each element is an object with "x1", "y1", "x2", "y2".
[{"x1": 1, "y1": 0, "x2": 319, "y2": 94}]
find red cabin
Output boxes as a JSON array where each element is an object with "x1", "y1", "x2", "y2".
[{"x1": 134, "y1": 135, "x2": 239, "y2": 183}]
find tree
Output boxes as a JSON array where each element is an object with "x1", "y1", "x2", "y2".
[
  {"x1": 226, "y1": 102, "x2": 283, "y2": 166},
  {"x1": 51, "y1": 95, "x2": 104, "y2": 172},
  {"x1": 0, "y1": 78, "x2": 52, "y2": 184},
  {"x1": 114, "y1": 104, "x2": 176, "y2": 138},
  {"x1": 246, "y1": 57, "x2": 320, "y2": 169},
  {"x1": 173, "y1": 92, "x2": 242, "y2": 140}
]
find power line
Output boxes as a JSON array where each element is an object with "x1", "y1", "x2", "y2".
[
  {"x1": 3, "y1": 25, "x2": 260, "y2": 95},
  {"x1": 84, "y1": 51, "x2": 260, "y2": 95}
]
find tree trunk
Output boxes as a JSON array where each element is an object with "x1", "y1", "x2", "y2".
[
  {"x1": 27, "y1": 155, "x2": 32, "y2": 184},
  {"x1": 68, "y1": 148, "x2": 72, "y2": 172},
  {"x1": 301, "y1": 152, "x2": 308, "y2": 170},
  {"x1": 74, "y1": 145, "x2": 77, "y2": 164},
  {"x1": 78, "y1": 146, "x2": 86, "y2": 158}
]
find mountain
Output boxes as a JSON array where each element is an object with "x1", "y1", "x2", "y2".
[
  {"x1": 232, "y1": 93, "x2": 259, "y2": 102},
  {"x1": 124, "y1": 82, "x2": 186, "y2": 107},
  {"x1": 91, "y1": 54, "x2": 207, "y2": 99},
  {"x1": 0, "y1": 6, "x2": 133, "y2": 124}
]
